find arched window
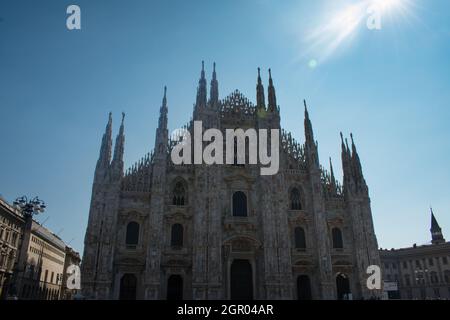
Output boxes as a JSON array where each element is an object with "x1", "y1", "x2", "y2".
[
  {"x1": 294, "y1": 227, "x2": 306, "y2": 249},
  {"x1": 171, "y1": 224, "x2": 184, "y2": 247},
  {"x1": 172, "y1": 181, "x2": 186, "y2": 206},
  {"x1": 126, "y1": 222, "x2": 139, "y2": 247},
  {"x1": 332, "y1": 228, "x2": 343, "y2": 249},
  {"x1": 290, "y1": 188, "x2": 302, "y2": 210},
  {"x1": 233, "y1": 191, "x2": 248, "y2": 217}
]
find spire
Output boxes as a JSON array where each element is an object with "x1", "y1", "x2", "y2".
[
  {"x1": 201, "y1": 60, "x2": 205, "y2": 78},
  {"x1": 345, "y1": 138, "x2": 350, "y2": 154},
  {"x1": 340, "y1": 132, "x2": 347, "y2": 155},
  {"x1": 430, "y1": 208, "x2": 445, "y2": 244},
  {"x1": 256, "y1": 67, "x2": 266, "y2": 110},
  {"x1": 329, "y1": 157, "x2": 337, "y2": 189},
  {"x1": 163, "y1": 85, "x2": 167, "y2": 107},
  {"x1": 304, "y1": 100, "x2": 315, "y2": 145},
  {"x1": 209, "y1": 62, "x2": 219, "y2": 107},
  {"x1": 96, "y1": 113, "x2": 113, "y2": 170},
  {"x1": 155, "y1": 86, "x2": 169, "y2": 159},
  {"x1": 303, "y1": 100, "x2": 319, "y2": 167},
  {"x1": 340, "y1": 132, "x2": 349, "y2": 170},
  {"x1": 350, "y1": 133, "x2": 364, "y2": 182},
  {"x1": 340, "y1": 133, "x2": 368, "y2": 195},
  {"x1": 159, "y1": 86, "x2": 168, "y2": 130},
  {"x1": 196, "y1": 61, "x2": 207, "y2": 109},
  {"x1": 267, "y1": 68, "x2": 277, "y2": 112},
  {"x1": 341, "y1": 132, "x2": 352, "y2": 191},
  {"x1": 112, "y1": 113, "x2": 125, "y2": 162},
  {"x1": 111, "y1": 112, "x2": 125, "y2": 178}
]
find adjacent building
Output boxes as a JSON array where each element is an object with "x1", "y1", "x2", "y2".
[
  {"x1": 0, "y1": 197, "x2": 81, "y2": 300},
  {"x1": 82, "y1": 64, "x2": 381, "y2": 300},
  {"x1": 0, "y1": 197, "x2": 25, "y2": 298},
  {"x1": 381, "y1": 210, "x2": 450, "y2": 299},
  {"x1": 15, "y1": 220, "x2": 67, "y2": 300}
]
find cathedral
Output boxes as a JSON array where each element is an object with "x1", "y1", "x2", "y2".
[{"x1": 81, "y1": 62, "x2": 381, "y2": 300}]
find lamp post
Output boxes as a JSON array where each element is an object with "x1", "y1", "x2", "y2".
[{"x1": 8, "y1": 196, "x2": 46, "y2": 299}]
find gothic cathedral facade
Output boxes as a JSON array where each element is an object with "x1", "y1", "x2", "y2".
[{"x1": 81, "y1": 62, "x2": 381, "y2": 300}]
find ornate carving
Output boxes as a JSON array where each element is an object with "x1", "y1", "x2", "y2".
[
  {"x1": 220, "y1": 90, "x2": 256, "y2": 118},
  {"x1": 122, "y1": 153, "x2": 153, "y2": 192},
  {"x1": 232, "y1": 239, "x2": 252, "y2": 252},
  {"x1": 281, "y1": 129, "x2": 306, "y2": 169}
]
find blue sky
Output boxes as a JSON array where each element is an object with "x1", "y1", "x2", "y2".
[{"x1": 1, "y1": 0, "x2": 449, "y2": 254}]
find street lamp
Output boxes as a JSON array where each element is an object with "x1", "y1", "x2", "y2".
[
  {"x1": 7, "y1": 196, "x2": 46, "y2": 299},
  {"x1": 13, "y1": 196, "x2": 46, "y2": 219}
]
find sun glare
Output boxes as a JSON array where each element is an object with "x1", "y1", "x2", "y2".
[
  {"x1": 304, "y1": 2, "x2": 367, "y2": 63},
  {"x1": 374, "y1": 0, "x2": 403, "y2": 12},
  {"x1": 302, "y1": 0, "x2": 415, "y2": 66}
]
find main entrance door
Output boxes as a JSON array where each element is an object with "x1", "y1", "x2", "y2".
[
  {"x1": 167, "y1": 275, "x2": 183, "y2": 300},
  {"x1": 336, "y1": 274, "x2": 351, "y2": 300},
  {"x1": 230, "y1": 259, "x2": 253, "y2": 300},
  {"x1": 119, "y1": 274, "x2": 137, "y2": 300},
  {"x1": 297, "y1": 275, "x2": 312, "y2": 300}
]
